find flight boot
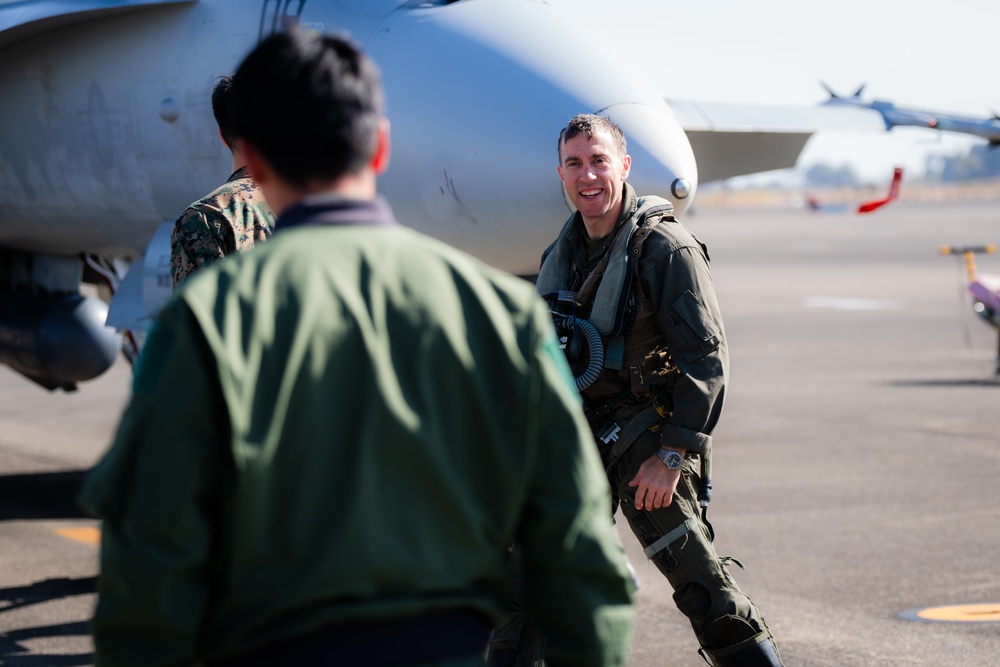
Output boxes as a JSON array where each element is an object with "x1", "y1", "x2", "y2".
[{"x1": 698, "y1": 631, "x2": 784, "y2": 666}]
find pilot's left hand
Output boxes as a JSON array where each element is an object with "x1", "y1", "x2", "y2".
[{"x1": 628, "y1": 450, "x2": 684, "y2": 511}]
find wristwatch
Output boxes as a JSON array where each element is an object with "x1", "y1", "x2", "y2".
[{"x1": 656, "y1": 448, "x2": 684, "y2": 470}]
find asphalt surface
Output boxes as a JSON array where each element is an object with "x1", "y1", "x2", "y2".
[{"x1": 1, "y1": 200, "x2": 998, "y2": 666}]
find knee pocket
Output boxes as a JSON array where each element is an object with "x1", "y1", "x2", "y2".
[
  {"x1": 672, "y1": 573, "x2": 758, "y2": 627},
  {"x1": 673, "y1": 581, "x2": 712, "y2": 619}
]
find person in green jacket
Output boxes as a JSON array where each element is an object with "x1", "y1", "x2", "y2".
[{"x1": 79, "y1": 29, "x2": 634, "y2": 667}]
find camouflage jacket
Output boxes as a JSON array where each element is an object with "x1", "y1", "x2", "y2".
[{"x1": 170, "y1": 167, "x2": 275, "y2": 287}]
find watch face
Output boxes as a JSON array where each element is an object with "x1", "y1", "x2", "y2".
[{"x1": 659, "y1": 449, "x2": 683, "y2": 469}]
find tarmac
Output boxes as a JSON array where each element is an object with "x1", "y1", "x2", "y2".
[{"x1": 1, "y1": 199, "x2": 998, "y2": 666}]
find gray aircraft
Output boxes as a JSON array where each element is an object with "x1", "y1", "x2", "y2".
[{"x1": 3, "y1": 0, "x2": 1000, "y2": 392}]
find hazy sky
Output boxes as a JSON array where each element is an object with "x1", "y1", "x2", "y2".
[{"x1": 546, "y1": 0, "x2": 998, "y2": 180}]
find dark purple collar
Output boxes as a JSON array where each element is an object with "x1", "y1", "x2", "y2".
[
  {"x1": 275, "y1": 194, "x2": 399, "y2": 232},
  {"x1": 227, "y1": 166, "x2": 251, "y2": 182}
]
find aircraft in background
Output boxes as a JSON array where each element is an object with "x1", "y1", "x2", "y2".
[
  {"x1": 3, "y1": 0, "x2": 1000, "y2": 391},
  {"x1": 806, "y1": 166, "x2": 904, "y2": 214},
  {"x1": 665, "y1": 86, "x2": 1000, "y2": 183},
  {"x1": 820, "y1": 84, "x2": 1000, "y2": 148},
  {"x1": 857, "y1": 167, "x2": 904, "y2": 214},
  {"x1": 940, "y1": 244, "x2": 1000, "y2": 375}
]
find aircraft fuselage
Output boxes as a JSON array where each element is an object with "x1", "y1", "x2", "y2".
[{"x1": 0, "y1": 0, "x2": 696, "y2": 272}]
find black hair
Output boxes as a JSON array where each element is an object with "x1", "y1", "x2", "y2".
[
  {"x1": 229, "y1": 28, "x2": 384, "y2": 188},
  {"x1": 211, "y1": 75, "x2": 236, "y2": 149}
]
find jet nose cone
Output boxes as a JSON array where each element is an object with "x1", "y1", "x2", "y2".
[{"x1": 602, "y1": 103, "x2": 698, "y2": 214}]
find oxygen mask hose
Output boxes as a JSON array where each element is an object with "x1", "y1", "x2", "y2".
[{"x1": 554, "y1": 316, "x2": 604, "y2": 391}]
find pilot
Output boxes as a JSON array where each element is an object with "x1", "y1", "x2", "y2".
[
  {"x1": 169, "y1": 75, "x2": 275, "y2": 287},
  {"x1": 494, "y1": 114, "x2": 784, "y2": 666},
  {"x1": 79, "y1": 31, "x2": 635, "y2": 667}
]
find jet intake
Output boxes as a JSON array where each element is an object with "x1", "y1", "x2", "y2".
[{"x1": 0, "y1": 291, "x2": 121, "y2": 391}]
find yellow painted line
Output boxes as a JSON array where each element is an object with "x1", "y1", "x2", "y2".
[
  {"x1": 899, "y1": 603, "x2": 1000, "y2": 623},
  {"x1": 56, "y1": 526, "x2": 101, "y2": 546}
]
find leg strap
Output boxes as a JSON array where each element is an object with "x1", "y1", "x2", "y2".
[{"x1": 643, "y1": 516, "x2": 698, "y2": 558}]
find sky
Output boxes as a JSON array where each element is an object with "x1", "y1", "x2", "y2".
[{"x1": 545, "y1": 0, "x2": 998, "y2": 181}]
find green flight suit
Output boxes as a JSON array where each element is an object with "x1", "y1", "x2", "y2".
[
  {"x1": 81, "y1": 198, "x2": 635, "y2": 667},
  {"x1": 513, "y1": 184, "x2": 781, "y2": 665}
]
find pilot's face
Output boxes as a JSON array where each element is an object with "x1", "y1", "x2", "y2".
[{"x1": 558, "y1": 129, "x2": 631, "y2": 238}]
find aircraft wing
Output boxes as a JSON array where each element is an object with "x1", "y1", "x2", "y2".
[
  {"x1": 666, "y1": 98, "x2": 889, "y2": 183},
  {"x1": 0, "y1": 0, "x2": 195, "y2": 51},
  {"x1": 668, "y1": 91, "x2": 1000, "y2": 183}
]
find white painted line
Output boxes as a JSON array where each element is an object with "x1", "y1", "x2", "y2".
[{"x1": 804, "y1": 296, "x2": 904, "y2": 311}]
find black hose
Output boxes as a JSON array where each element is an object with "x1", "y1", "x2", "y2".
[{"x1": 555, "y1": 316, "x2": 604, "y2": 391}]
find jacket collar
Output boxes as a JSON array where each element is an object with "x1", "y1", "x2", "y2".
[
  {"x1": 227, "y1": 166, "x2": 251, "y2": 182},
  {"x1": 275, "y1": 194, "x2": 399, "y2": 232}
]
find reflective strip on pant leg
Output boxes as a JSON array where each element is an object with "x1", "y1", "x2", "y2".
[{"x1": 643, "y1": 516, "x2": 699, "y2": 558}]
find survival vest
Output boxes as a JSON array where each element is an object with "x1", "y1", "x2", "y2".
[{"x1": 537, "y1": 192, "x2": 680, "y2": 406}]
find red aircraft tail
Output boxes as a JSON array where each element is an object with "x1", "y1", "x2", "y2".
[{"x1": 857, "y1": 167, "x2": 903, "y2": 214}]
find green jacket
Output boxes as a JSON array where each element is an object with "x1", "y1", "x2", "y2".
[{"x1": 81, "y1": 198, "x2": 634, "y2": 667}]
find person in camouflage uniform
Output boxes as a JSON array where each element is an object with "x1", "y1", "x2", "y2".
[{"x1": 169, "y1": 75, "x2": 274, "y2": 287}]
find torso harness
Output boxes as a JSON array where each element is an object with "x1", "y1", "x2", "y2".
[
  {"x1": 538, "y1": 197, "x2": 714, "y2": 516},
  {"x1": 537, "y1": 195, "x2": 676, "y2": 394}
]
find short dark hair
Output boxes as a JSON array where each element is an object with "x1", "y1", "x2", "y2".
[
  {"x1": 211, "y1": 75, "x2": 236, "y2": 149},
  {"x1": 229, "y1": 29, "x2": 384, "y2": 188},
  {"x1": 557, "y1": 114, "x2": 627, "y2": 162}
]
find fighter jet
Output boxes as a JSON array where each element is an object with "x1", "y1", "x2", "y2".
[{"x1": 3, "y1": 0, "x2": 1000, "y2": 391}]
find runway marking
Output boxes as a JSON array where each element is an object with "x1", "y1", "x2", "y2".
[
  {"x1": 804, "y1": 296, "x2": 904, "y2": 311},
  {"x1": 898, "y1": 603, "x2": 1000, "y2": 623},
  {"x1": 56, "y1": 527, "x2": 101, "y2": 546}
]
